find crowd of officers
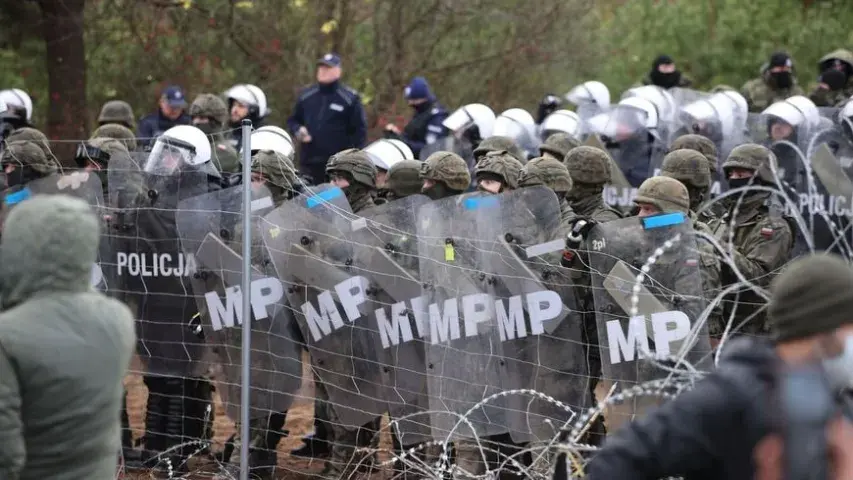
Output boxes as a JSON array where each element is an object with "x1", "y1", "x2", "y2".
[{"x1": 0, "y1": 49, "x2": 841, "y2": 480}]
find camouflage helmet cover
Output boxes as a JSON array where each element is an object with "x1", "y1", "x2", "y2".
[
  {"x1": 539, "y1": 132, "x2": 580, "y2": 161},
  {"x1": 91, "y1": 123, "x2": 138, "y2": 152},
  {"x1": 325, "y1": 148, "x2": 377, "y2": 188},
  {"x1": 472, "y1": 135, "x2": 527, "y2": 164},
  {"x1": 189, "y1": 93, "x2": 229, "y2": 126},
  {"x1": 97, "y1": 100, "x2": 135, "y2": 128},
  {"x1": 5, "y1": 127, "x2": 53, "y2": 164},
  {"x1": 722, "y1": 143, "x2": 777, "y2": 183},
  {"x1": 474, "y1": 150, "x2": 523, "y2": 189},
  {"x1": 385, "y1": 159, "x2": 423, "y2": 197},
  {"x1": 563, "y1": 145, "x2": 612, "y2": 185},
  {"x1": 668, "y1": 134, "x2": 718, "y2": 174},
  {"x1": 634, "y1": 176, "x2": 690, "y2": 215},
  {"x1": 660, "y1": 149, "x2": 711, "y2": 188},
  {"x1": 518, "y1": 156, "x2": 573, "y2": 193},
  {"x1": 1, "y1": 140, "x2": 56, "y2": 175},
  {"x1": 251, "y1": 150, "x2": 298, "y2": 190},
  {"x1": 420, "y1": 151, "x2": 471, "y2": 191}
]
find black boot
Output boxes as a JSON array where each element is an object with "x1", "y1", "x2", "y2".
[
  {"x1": 249, "y1": 412, "x2": 287, "y2": 479},
  {"x1": 290, "y1": 401, "x2": 330, "y2": 458}
]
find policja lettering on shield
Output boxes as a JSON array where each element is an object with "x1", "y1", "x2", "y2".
[{"x1": 116, "y1": 252, "x2": 197, "y2": 277}]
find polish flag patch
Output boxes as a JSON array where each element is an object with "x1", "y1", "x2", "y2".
[{"x1": 760, "y1": 227, "x2": 774, "y2": 238}]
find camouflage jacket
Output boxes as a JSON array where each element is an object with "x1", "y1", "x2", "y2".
[
  {"x1": 740, "y1": 77, "x2": 805, "y2": 113},
  {"x1": 707, "y1": 193, "x2": 794, "y2": 335},
  {"x1": 570, "y1": 193, "x2": 623, "y2": 223},
  {"x1": 808, "y1": 82, "x2": 853, "y2": 108},
  {"x1": 349, "y1": 191, "x2": 376, "y2": 214},
  {"x1": 210, "y1": 132, "x2": 241, "y2": 174},
  {"x1": 691, "y1": 212, "x2": 724, "y2": 338}
]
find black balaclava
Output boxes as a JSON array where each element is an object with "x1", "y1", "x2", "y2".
[
  {"x1": 193, "y1": 119, "x2": 219, "y2": 137},
  {"x1": 768, "y1": 52, "x2": 794, "y2": 89},
  {"x1": 649, "y1": 55, "x2": 682, "y2": 89},
  {"x1": 820, "y1": 68, "x2": 847, "y2": 91}
]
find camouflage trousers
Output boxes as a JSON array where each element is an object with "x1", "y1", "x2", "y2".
[
  {"x1": 453, "y1": 433, "x2": 530, "y2": 480},
  {"x1": 225, "y1": 412, "x2": 287, "y2": 479},
  {"x1": 316, "y1": 381, "x2": 381, "y2": 477},
  {"x1": 390, "y1": 427, "x2": 443, "y2": 480}
]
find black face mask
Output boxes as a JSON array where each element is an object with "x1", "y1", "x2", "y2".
[
  {"x1": 727, "y1": 177, "x2": 754, "y2": 190},
  {"x1": 193, "y1": 122, "x2": 217, "y2": 136},
  {"x1": 770, "y1": 71, "x2": 793, "y2": 89},
  {"x1": 650, "y1": 70, "x2": 681, "y2": 89}
]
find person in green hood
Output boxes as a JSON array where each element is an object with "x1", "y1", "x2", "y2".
[{"x1": 0, "y1": 194, "x2": 136, "y2": 479}]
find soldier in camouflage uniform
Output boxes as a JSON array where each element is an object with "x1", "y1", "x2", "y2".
[
  {"x1": 320, "y1": 148, "x2": 381, "y2": 477},
  {"x1": 658, "y1": 150, "x2": 724, "y2": 342},
  {"x1": 473, "y1": 150, "x2": 523, "y2": 193},
  {"x1": 419, "y1": 151, "x2": 471, "y2": 200},
  {"x1": 559, "y1": 145, "x2": 622, "y2": 441},
  {"x1": 707, "y1": 144, "x2": 795, "y2": 336},
  {"x1": 1, "y1": 140, "x2": 57, "y2": 190},
  {"x1": 539, "y1": 132, "x2": 579, "y2": 163},
  {"x1": 251, "y1": 150, "x2": 301, "y2": 207},
  {"x1": 97, "y1": 100, "x2": 136, "y2": 131},
  {"x1": 518, "y1": 155, "x2": 575, "y2": 229},
  {"x1": 82, "y1": 137, "x2": 131, "y2": 197},
  {"x1": 376, "y1": 159, "x2": 422, "y2": 204},
  {"x1": 472, "y1": 135, "x2": 527, "y2": 165},
  {"x1": 668, "y1": 134, "x2": 723, "y2": 223},
  {"x1": 91, "y1": 124, "x2": 138, "y2": 152},
  {"x1": 741, "y1": 52, "x2": 805, "y2": 113},
  {"x1": 189, "y1": 94, "x2": 241, "y2": 174},
  {"x1": 808, "y1": 49, "x2": 853, "y2": 107},
  {"x1": 5, "y1": 127, "x2": 61, "y2": 172}
]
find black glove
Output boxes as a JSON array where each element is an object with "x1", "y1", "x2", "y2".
[
  {"x1": 564, "y1": 218, "x2": 597, "y2": 250},
  {"x1": 536, "y1": 93, "x2": 562, "y2": 124}
]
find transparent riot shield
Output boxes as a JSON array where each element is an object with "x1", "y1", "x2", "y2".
[
  {"x1": 587, "y1": 214, "x2": 713, "y2": 419},
  {"x1": 176, "y1": 184, "x2": 303, "y2": 421},
  {"x1": 417, "y1": 192, "x2": 514, "y2": 441},
  {"x1": 798, "y1": 144, "x2": 853, "y2": 255},
  {"x1": 261, "y1": 184, "x2": 387, "y2": 427},
  {"x1": 472, "y1": 186, "x2": 591, "y2": 444},
  {"x1": 4, "y1": 171, "x2": 110, "y2": 291},
  {"x1": 108, "y1": 167, "x2": 213, "y2": 377},
  {"x1": 345, "y1": 194, "x2": 433, "y2": 446}
]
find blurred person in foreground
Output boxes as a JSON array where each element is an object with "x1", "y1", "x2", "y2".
[
  {"x1": 581, "y1": 253, "x2": 853, "y2": 480},
  {"x1": 287, "y1": 53, "x2": 367, "y2": 185},
  {"x1": 0, "y1": 195, "x2": 136, "y2": 479}
]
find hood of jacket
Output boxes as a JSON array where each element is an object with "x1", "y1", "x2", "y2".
[{"x1": 0, "y1": 194, "x2": 99, "y2": 309}]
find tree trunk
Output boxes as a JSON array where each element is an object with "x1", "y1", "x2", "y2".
[{"x1": 37, "y1": 0, "x2": 87, "y2": 165}]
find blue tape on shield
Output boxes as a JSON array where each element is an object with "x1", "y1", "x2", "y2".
[
  {"x1": 306, "y1": 187, "x2": 343, "y2": 209},
  {"x1": 4, "y1": 187, "x2": 31, "y2": 206},
  {"x1": 642, "y1": 212, "x2": 686, "y2": 230},
  {"x1": 463, "y1": 196, "x2": 500, "y2": 210}
]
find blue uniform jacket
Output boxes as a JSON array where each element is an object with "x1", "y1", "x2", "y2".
[{"x1": 287, "y1": 81, "x2": 367, "y2": 165}]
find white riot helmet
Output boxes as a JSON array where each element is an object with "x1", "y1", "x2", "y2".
[
  {"x1": 249, "y1": 125, "x2": 294, "y2": 159},
  {"x1": 493, "y1": 108, "x2": 536, "y2": 140},
  {"x1": 621, "y1": 85, "x2": 677, "y2": 125},
  {"x1": 0, "y1": 89, "x2": 33, "y2": 123},
  {"x1": 363, "y1": 139, "x2": 414, "y2": 171},
  {"x1": 224, "y1": 84, "x2": 270, "y2": 118},
  {"x1": 539, "y1": 110, "x2": 581, "y2": 141},
  {"x1": 680, "y1": 90, "x2": 749, "y2": 141},
  {"x1": 761, "y1": 95, "x2": 821, "y2": 142},
  {"x1": 144, "y1": 125, "x2": 218, "y2": 177},
  {"x1": 565, "y1": 81, "x2": 610, "y2": 110},
  {"x1": 588, "y1": 96, "x2": 659, "y2": 141},
  {"x1": 443, "y1": 103, "x2": 495, "y2": 142}
]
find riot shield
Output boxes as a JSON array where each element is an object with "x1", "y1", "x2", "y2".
[
  {"x1": 109, "y1": 167, "x2": 214, "y2": 377},
  {"x1": 261, "y1": 184, "x2": 387, "y2": 427},
  {"x1": 417, "y1": 192, "x2": 509, "y2": 441},
  {"x1": 587, "y1": 214, "x2": 713, "y2": 419},
  {"x1": 472, "y1": 186, "x2": 591, "y2": 444},
  {"x1": 176, "y1": 185, "x2": 303, "y2": 421},
  {"x1": 798, "y1": 144, "x2": 853, "y2": 255},
  {"x1": 4, "y1": 172, "x2": 110, "y2": 291},
  {"x1": 345, "y1": 194, "x2": 433, "y2": 446}
]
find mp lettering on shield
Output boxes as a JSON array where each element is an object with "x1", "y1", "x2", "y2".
[
  {"x1": 606, "y1": 311, "x2": 691, "y2": 364},
  {"x1": 116, "y1": 252, "x2": 197, "y2": 277},
  {"x1": 297, "y1": 275, "x2": 564, "y2": 347},
  {"x1": 205, "y1": 276, "x2": 284, "y2": 331}
]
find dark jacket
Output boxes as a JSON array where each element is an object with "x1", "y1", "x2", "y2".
[
  {"x1": 585, "y1": 338, "x2": 778, "y2": 480},
  {"x1": 397, "y1": 101, "x2": 448, "y2": 159},
  {"x1": 137, "y1": 110, "x2": 191, "y2": 149},
  {"x1": 287, "y1": 80, "x2": 367, "y2": 165}
]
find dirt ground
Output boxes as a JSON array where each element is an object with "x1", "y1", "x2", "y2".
[{"x1": 123, "y1": 353, "x2": 395, "y2": 479}]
